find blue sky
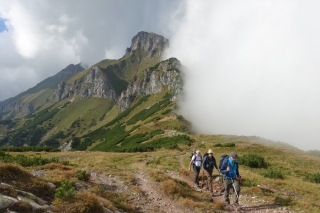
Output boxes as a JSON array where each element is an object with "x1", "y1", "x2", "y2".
[{"x1": 0, "y1": 18, "x2": 7, "y2": 32}]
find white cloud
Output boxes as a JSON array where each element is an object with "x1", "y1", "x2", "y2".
[
  {"x1": 1, "y1": 0, "x2": 319, "y2": 151},
  {"x1": 165, "y1": 0, "x2": 320, "y2": 151},
  {"x1": 0, "y1": 0, "x2": 182, "y2": 100}
]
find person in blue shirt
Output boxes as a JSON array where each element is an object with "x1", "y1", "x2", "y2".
[{"x1": 220, "y1": 152, "x2": 241, "y2": 205}]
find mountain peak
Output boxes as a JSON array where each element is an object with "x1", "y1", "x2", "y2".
[{"x1": 125, "y1": 31, "x2": 169, "y2": 56}]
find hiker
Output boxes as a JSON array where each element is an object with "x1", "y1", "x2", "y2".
[
  {"x1": 189, "y1": 150, "x2": 202, "y2": 188},
  {"x1": 202, "y1": 149, "x2": 219, "y2": 194},
  {"x1": 220, "y1": 152, "x2": 241, "y2": 205}
]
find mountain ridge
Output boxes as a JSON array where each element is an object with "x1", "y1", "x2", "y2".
[{"x1": 0, "y1": 63, "x2": 85, "y2": 119}]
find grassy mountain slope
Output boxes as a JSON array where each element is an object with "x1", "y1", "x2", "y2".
[
  {"x1": 0, "y1": 64, "x2": 84, "y2": 119},
  {"x1": 0, "y1": 59, "x2": 188, "y2": 150},
  {"x1": 1, "y1": 135, "x2": 319, "y2": 212}
]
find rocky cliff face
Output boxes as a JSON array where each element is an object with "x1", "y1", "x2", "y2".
[
  {"x1": 0, "y1": 32, "x2": 180, "y2": 120},
  {"x1": 125, "y1": 31, "x2": 169, "y2": 59},
  {"x1": 50, "y1": 65, "x2": 119, "y2": 102},
  {"x1": 50, "y1": 32, "x2": 171, "y2": 104},
  {"x1": 0, "y1": 103, "x2": 34, "y2": 118},
  {"x1": 118, "y1": 58, "x2": 182, "y2": 112}
]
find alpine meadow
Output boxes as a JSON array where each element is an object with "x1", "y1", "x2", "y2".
[{"x1": 0, "y1": 32, "x2": 320, "y2": 213}]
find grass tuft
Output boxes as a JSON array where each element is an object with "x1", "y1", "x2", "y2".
[
  {"x1": 239, "y1": 154, "x2": 267, "y2": 168},
  {"x1": 262, "y1": 168, "x2": 284, "y2": 179}
]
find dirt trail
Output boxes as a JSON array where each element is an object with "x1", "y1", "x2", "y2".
[
  {"x1": 88, "y1": 156, "x2": 301, "y2": 213},
  {"x1": 172, "y1": 154, "x2": 299, "y2": 213},
  {"x1": 134, "y1": 170, "x2": 194, "y2": 213}
]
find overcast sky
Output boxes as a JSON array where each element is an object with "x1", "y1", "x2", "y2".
[{"x1": 1, "y1": 0, "x2": 319, "y2": 151}]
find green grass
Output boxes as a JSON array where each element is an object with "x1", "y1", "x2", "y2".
[
  {"x1": 50, "y1": 98, "x2": 114, "y2": 136},
  {"x1": 0, "y1": 151, "x2": 69, "y2": 167},
  {"x1": 239, "y1": 153, "x2": 268, "y2": 168},
  {"x1": 188, "y1": 134, "x2": 320, "y2": 212}
]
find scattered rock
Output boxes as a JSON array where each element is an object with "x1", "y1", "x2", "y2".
[
  {"x1": 17, "y1": 195, "x2": 43, "y2": 210},
  {"x1": 0, "y1": 195, "x2": 18, "y2": 210},
  {"x1": 1, "y1": 183, "x2": 13, "y2": 188},
  {"x1": 47, "y1": 182, "x2": 56, "y2": 190}
]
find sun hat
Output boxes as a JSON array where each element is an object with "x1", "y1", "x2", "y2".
[{"x1": 208, "y1": 149, "x2": 213, "y2": 154}]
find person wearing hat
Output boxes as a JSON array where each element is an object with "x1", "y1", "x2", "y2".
[
  {"x1": 202, "y1": 149, "x2": 219, "y2": 194},
  {"x1": 220, "y1": 152, "x2": 241, "y2": 205}
]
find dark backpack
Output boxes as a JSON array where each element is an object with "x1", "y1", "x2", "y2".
[
  {"x1": 203, "y1": 153, "x2": 209, "y2": 159},
  {"x1": 190, "y1": 151, "x2": 196, "y2": 165},
  {"x1": 219, "y1": 154, "x2": 229, "y2": 170},
  {"x1": 190, "y1": 151, "x2": 196, "y2": 160},
  {"x1": 203, "y1": 153, "x2": 215, "y2": 170}
]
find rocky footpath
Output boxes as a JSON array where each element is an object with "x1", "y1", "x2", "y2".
[{"x1": 0, "y1": 171, "x2": 124, "y2": 213}]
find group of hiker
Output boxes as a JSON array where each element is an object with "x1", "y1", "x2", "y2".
[{"x1": 189, "y1": 149, "x2": 241, "y2": 206}]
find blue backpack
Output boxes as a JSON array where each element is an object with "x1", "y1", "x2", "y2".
[{"x1": 219, "y1": 154, "x2": 229, "y2": 170}]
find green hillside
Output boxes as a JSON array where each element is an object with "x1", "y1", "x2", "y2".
[
  {"x1": 0, "y1": 64, "x2": 84, "y2": 119},
  {"x1": 1, "y1": 135, "x2": 319, "y2": 212}
]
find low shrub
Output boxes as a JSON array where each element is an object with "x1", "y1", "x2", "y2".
[
  {"x1": 239, "y1": 154, "x2": 267, "y2": 168},
  {"x1": 0, "y1": 152, "x2": 69, "y2": 167},
  {"x1": 55, "y1": 180, "x2": 75, "y2": 201},
  {"x1": 305, "y1": 172, "x2": 320, "y2": 183},
  {"x1": 241, "y1": 178, "x2": 258, "y2": 187},
  {"x1": 76, "y1": 170, "x2": 90, "y2": 181},
  {"x1": 213, "y1": 142, "x2": 235, "y2": 147},
  {"x1": 262, "y1": 168, "x2": 283, "y2": 179},
  {"x1": 0, "y1": 146, "x2": 59, "y2": 152},
  {"x1": 53, "y1": 191, "x2": 105, "y2": 213},
  {"x1": 275, "y1": 195, "x2": 293, "y2": 206}
]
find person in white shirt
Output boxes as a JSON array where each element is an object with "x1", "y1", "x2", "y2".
[{"x1": 189, "y1": 150, "x2": 202, "y2": 188}]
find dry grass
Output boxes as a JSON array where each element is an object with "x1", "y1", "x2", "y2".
[
  {"x1": 188, "y1": 134, "x2": 320, "y2": 212},
  {"x1": 0, "y1": 184, "x2": 17, "y2": 197},
  {"x1": 0, "y1": 162, "x2": 32, "y2": 182},
  {"x1": 274, "y1": 180, "x2": 287, "y2": 185},
  {"x1": 0, "y1": 162, "x2": 55, "y2": 201},
  {"x1": 179, "y1": 168, "x2": 190, "y2": 176},
  {"x1": 9, "y1": 200, "x2": 40, "y2": 213},
  {"x1": 4, "y1": 134, "x2": 320, "y2": 212},
  {"x1": 213, "y1": 201, "x2": 226, "y2": 210},
  {"x1": 148, "y1": 169, "x2": 169, "y2": 182},
  {"x1": 160, "y1": 179, "x2": 181, "y2": 196},
  {"x1": 181, "y1": 198, "x2": 205, "y2": 208},
  {"x1": 52, "y1": 191, "x2": 105, "y2": 213}
]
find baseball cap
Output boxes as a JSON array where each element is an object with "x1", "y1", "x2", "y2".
[{"x1": 230, "y1": 152, "x2": 238, "y2": 159}]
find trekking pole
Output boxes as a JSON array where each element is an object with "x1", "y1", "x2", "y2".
[
  {"x1": 232, "y1": 179, "x2": 239, "y2": 201},
  {"x1": 206, "y1": 171, "x2": 209, "y2": 190},
  {"x1": 202, "y1": 170, "x2": 204, "y2": 189}
]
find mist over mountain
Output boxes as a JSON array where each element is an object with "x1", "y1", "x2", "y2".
[{"x1": 165, "y1": 1, "x2": 320, "y2": 151}]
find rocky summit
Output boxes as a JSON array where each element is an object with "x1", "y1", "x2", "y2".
[{"x1": 0, "y1": 31, "x2": 188, "y2": 150}]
